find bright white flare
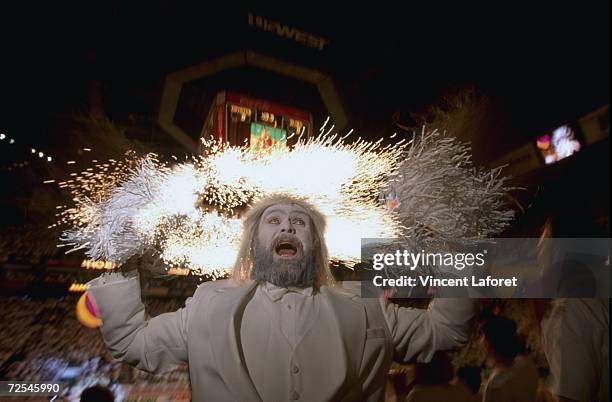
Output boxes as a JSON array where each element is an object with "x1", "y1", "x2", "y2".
[{"x1": 59, "y1": 132, "x2": 406, "y2": 277}]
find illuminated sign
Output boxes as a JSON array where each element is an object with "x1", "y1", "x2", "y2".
[
  {"x1": 248, "y1": 13, "x2": 329, "y2": 50},
  {"x1": 81, "y1": 259, "x2": 117, "y2": 270},
  {"x1": 288, "y1": 118, "x2": 306, "y2": 135},
  {"x1": 69, "y1": 283, "x2": 88, "y2": 292},
  {"x1": 259, "y1": 111, "x2": 276, "y2": 124},
  {"x1": 250, "y1": 123, "x2": 287, "y2": 151},
  {"x1": 168, "y1": 268, "x2": 190, "y2": 276},
  {"x1": 230, "y1": 104, "x2": 253, "y2": 122}
]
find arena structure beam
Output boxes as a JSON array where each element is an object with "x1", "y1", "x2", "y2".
[{"x1": 158, "y1": 49, "x2": 347, "y2": 152}]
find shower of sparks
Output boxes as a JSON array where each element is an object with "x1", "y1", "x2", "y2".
[
  {"x1": 58, "y1": 129, "x2": 407, "y2": 277},
  {"x1": 54, "y1": 151, "x2": 145, "y2": 229}
]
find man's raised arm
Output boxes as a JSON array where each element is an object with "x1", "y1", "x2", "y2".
[
  {"x1": 87, "y1": 270, "x2": 190, "y2": 374},
  {"x1": 382, "y1": 298, "x2": 474, "y2": 363}
]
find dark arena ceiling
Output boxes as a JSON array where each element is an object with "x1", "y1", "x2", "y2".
[
  {"x1": 1, "y1": 2, "x2": 608, "y2": 153},
  {"x1": 0, "y1": 2, "x2": 608, "y2": 208}
]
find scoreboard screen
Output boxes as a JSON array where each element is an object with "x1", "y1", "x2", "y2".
[{"x1": 250, "y1": 123, "x2": 287, "y2": 151}]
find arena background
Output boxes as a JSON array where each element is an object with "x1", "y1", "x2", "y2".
[{"x1": 0, "y1": 2, "x2": 608, "y2": 401}]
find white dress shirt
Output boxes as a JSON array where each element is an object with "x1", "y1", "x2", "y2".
[{"x1": 241, "y1": 282, "x2": 319, "y2": 400}]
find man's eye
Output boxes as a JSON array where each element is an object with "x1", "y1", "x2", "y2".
[
  {"x1": 292, "y1": 218, "x2": 305, "y2": 225},
  {"x1": 268, "y1": 217, "x2": 280, "y2": 224}
]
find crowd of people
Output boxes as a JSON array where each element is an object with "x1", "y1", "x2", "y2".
[
  {"x1": 0, "y1": 225, "x2": 61, "y2": 265},
  {"x1": 0, "y1": 293, "x2": 190, "y2": 401},
  {"x1": 2, "y1": 285, "x2": 607, "y2": 401},
  {"x1": 383, "y1": 297, "x2": 609, "y2": 402},
  {"x1": 0, "y1": 201, "x2": 608, "y2": 401}
]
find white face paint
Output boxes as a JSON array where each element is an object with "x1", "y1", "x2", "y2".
[{"x1": 256, "y1": 202, "x2": 313, "y2": 263}]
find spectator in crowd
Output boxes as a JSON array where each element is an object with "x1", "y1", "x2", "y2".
[
  {"x1": 535, "y1": 367, "x2": 555, "y2": 402},
  {"x1": 80, "y1": 384, "x2": 115, "y2": 402},
  {"x1": 539, "y1": 298, "x2": 609, "y2": 402},
  {"x1": 456, "y1": 366, "x2": 482, "y2": 401},
  {"x1": 405, "y1": 351, "x2": 473, "y2": 402},
  {"x1": 535, "y1": 212, "x2": 609, "y2": 402},
  {"x1": 481, "y1": 315, "x2": 538, "y2": 402},
  {"x1": 385, "y1": 365, "x2": 413, "y2": 402}
]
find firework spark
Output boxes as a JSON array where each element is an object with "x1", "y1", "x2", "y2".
[
  {"x1": 57, "y1": 127, "x2": 514, "y2": 278},
  {"x1": 59, "y1": 131, "x2": 406, "y2": 276}
]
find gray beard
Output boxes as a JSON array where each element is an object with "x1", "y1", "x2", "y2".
[{"x1": 250, "y1": 240, "x2": 316, "y2": 288}]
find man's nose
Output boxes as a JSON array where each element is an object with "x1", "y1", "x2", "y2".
[{"x1": 280, "y1": 220, "x2": 296, "y2": 234}]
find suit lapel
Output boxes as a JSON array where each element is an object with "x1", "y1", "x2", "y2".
[
  {"x1": 319, "y1": 287, "x2": 367, "y2": 382},
  {"x1": 208, "y1": 280, "x2": 262, "y2": 402}
]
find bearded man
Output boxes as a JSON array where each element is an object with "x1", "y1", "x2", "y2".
[{"x1": 87, "y1": 195, "x2": 474, "y2": 401}]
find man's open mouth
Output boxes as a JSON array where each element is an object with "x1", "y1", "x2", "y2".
[{"x1": 275, "y1": 241, "x2": 298, "y2": 257}]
